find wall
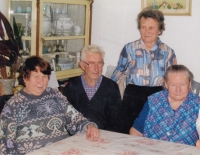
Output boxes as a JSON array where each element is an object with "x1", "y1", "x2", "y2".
[
  {"x1": 91, "y1": 0, "x2": 200, "y2": 82},
  {"x1": 1, "y1": 0, "x2": 200, "y2": 81},
  {"x1": 0, "y1": 1, "x2": 6, "y2": 15}
]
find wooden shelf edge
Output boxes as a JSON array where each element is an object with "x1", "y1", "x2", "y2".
[{"x1": 55, "y1": 68, "x2": 83, "y2": 80}]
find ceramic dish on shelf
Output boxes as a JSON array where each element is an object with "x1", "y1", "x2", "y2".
[
  {"x1": 55, "y1": 19, "x2": 74, "y2": 31},
  {"x1": 56, "y1": 17, "x2": 71, "y2": 22},
  {"x1": 15, "y1": 6, "x2": 22, "y2": 13},
  {"x1": 55, "y1": 12, "x2": 69, "y2": 20},
  {"x1": 58, "y1": 62, "x2": 74, "y2": 70},
  {"x1": 51, "y1": 58, "x2": 74, "y2": 70},
  {"x1": 56, "y1": 29, "x2": 72, "y2": 36}
]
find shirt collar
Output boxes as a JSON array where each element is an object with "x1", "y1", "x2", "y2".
[
  {"x1": 139, "y1": 37, "x2": 162, "y2": 51},
  {"x1": 81, "y1": 74, "x2": 102, "y2": 89}
]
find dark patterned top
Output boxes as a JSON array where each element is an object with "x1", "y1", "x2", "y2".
[{"x1": 0, "y1": 87, "x2": 93, "y2": 154}]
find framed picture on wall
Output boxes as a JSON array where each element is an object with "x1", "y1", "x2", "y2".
[{"x1": 141, "y1": 0, "x2": 192, "y2": 16}]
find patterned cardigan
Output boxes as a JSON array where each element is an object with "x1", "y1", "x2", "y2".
[{"x1": 0, "y1": 87, "x2": 93, "y2": 154}]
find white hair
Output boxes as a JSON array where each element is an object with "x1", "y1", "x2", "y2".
[{"x1": 80, "y1": 44, "x2": 105, "y2": 61}]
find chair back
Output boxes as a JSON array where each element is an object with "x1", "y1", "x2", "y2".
[
  {"x1": 192, "y1": 80, "x2": 200, "y2": 96},
  {"x1": 105, "y1": 65, "x2": 116, "y2": 78}
]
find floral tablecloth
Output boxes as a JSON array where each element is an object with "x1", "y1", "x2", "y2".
[{"x1": 28, "y1": 130, "x2": 200, "y2": 155}]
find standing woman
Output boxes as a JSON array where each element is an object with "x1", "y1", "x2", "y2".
[{"x1": 111, "y1": 8, "x2": 177, "y2": 134}]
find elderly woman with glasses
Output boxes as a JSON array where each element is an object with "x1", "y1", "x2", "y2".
[
  {"x1": 63, "y1": 44, "x2": 121, "y2": 132},
  {"x1": 130, "y1": 65, "x2": 200, "y2": 147}
]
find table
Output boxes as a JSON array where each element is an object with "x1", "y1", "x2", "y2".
[{"x1": 28, "y1": 130, "x2": 200, "y2": 155}]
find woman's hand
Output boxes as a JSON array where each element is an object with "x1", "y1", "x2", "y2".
[
  {"x1": 86, "y1": 124, "x2": 100, "y2": 140},
  {"x1": 196, "y1": 139, "x2": 200, "y2": 149}
]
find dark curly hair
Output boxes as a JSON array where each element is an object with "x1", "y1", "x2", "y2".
[
  {"x1": 18, "y1": 56, "x2": 51, "y2": 86},
  {"x1": 137, "y1": 8, "x2": 165, "y2": 35}
]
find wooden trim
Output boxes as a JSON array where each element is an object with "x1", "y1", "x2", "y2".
[
  {"x1": 55, "y1": 68, "x2": 83, "y2": 80},
  {"x1": 36, "y1": 0, "x2": 40, "y2": 56},
  {"x1": 89, "y1": 0, "x2": 93, "y2": 44}
]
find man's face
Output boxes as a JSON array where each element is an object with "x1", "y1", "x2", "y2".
[
  {"x1": 80, "y1": 53, "x2": 104, "y2": 83},
  {"x1": 165, "y1": 72, "x2": 191, "y2": 103}
]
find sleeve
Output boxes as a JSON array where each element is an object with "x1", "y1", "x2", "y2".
[
  {"x1": 133, "y1": 101, "x2": 149, "y2": 134},
  {"x1": 0, "y1": 100, "x2": 17, "y2": 154},
  {"x1": 105, "y1": 82, "x2": 121, "y2": 132},
  {"x1": 167, "y1": 49, "x2": 177, "y2": 67},
  {"x1": 196, "y1": 109, "x2": 200, "y2": 137},
  {"x1": 111, "y1": 46, "x2": 129, "y2": 82},
  {"x1": 57, "y1": 90, "x2": 97, "y2": 135},
  {"x1": 62, "y1": 81, "x2": 73, "y2": 104}
]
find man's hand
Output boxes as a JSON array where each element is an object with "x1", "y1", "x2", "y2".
[
  {"x1": 196, "y1": 139, "x2": 200, "y2": 149},
  {"x1": 86, "y1": 124, "x2": 100, "y2": 140}
]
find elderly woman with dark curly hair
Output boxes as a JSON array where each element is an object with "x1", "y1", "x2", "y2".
[{"x1": 0, "y1": 56, "x2": 100, "y2": 154}]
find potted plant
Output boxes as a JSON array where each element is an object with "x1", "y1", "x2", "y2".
[{"x1": 0, "y1": 11, "x2": 22, "y2": 95}]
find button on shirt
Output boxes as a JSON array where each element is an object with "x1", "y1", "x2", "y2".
[
  {"x1": 81, "y1": 74, "x2": 102, "y2": 100},
  {"x1": 111, "y1": 38, "x2": 177, "y2": 86}
]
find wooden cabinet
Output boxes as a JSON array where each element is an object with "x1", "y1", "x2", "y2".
[{"x1": 6, "y1": 0, "x2": 93, "y2": 80}]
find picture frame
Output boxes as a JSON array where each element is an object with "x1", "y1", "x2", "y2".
[{"x1": 141, "y1": 0, "x2": 192, "y2": 16}]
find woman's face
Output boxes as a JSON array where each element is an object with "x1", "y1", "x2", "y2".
[
  {"x1": 165, "y1": 72, "x2": 191, "y2": 103},
  {"x1": 23, "y1": 67, "x2": 49, "y2": 96},
  {"x1": 139, "y1": 17, "x2": 161, "y2": 45}
]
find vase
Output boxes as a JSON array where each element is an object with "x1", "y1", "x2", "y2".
[
  {"x1": 74, "y1": 28, "x2": 81, "y2": 35},
  {"x1": 0, "y1": 79, "x2": 16, "y2": 95},
  {"x1": 73, "y1": 25, "x2": 81, "y2": 35}
]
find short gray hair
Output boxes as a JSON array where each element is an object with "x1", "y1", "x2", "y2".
[
  {"x1": 80, "y1": 44, "x2": 105, "y2": 61},
  {"x1": 137, "y1": 8, "x2": 165, "y2": 35},
  {"x1": 164, "y1": 65, "x2": 193, "y2": 82}
]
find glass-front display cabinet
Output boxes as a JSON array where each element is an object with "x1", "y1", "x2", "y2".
[
  {"x1": 6, "y1": 0, "x2": 37, "y2": 60},
  {"x1": 6, "y1": 0, "x2": 93, "y2": 80}
]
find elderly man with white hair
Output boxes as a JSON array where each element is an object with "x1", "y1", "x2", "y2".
[{"x1": 63, "y1": 44, "x2": 121, "y2": 132}]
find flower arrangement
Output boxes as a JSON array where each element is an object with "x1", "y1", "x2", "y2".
[{"x1": 0, "y1": 11, "x2": 22, "y2": 79}]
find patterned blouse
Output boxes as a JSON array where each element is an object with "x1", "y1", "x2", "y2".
[
  {"x1": 143, "y1": 90, "x2": 200, "y2": 145},
  {"x1": 111, "y1": 38, "x2": 177, "y2": 86},
  {"x1": 0, "y1": 88, "x2": 93, "y2": 154}
]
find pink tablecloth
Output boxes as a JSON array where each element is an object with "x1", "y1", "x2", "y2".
[{"x1": 28, "y1": 130, "x2": 200, "y2": 155}]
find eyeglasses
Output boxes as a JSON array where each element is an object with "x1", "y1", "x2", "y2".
[{"x1": 82, "y1": 61, "x2": 104, "y2": 68}]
